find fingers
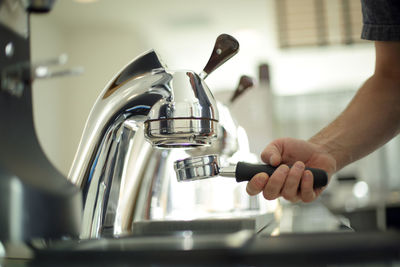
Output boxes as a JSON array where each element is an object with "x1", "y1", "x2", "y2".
[
  {"x1": 300, "y1": 170, "x2": 317, "y2": 202},
  {"x1": 246, "y1": 162, "x2": 322, "y2": 203},
  {"x1": 262, "y1": 164, "x2": 289, "y2": 200},
  {"x1": 246, "y1": 173, "x2": 268, "y2": 196},
  {"x1": 281, "y1": 161, "x2": 305, "y2": 202}
]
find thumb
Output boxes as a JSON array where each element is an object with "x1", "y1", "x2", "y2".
[{"x1": 261, "y1": 140, "x2": 283, "y2": 166}]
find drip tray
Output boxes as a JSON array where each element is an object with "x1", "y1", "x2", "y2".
[
  {"x1": 41, "y1": 215, "x2": 275, "y2": 253},
  {"x1": 131, "y1": 214, "x2": 274, "y2": 236}
]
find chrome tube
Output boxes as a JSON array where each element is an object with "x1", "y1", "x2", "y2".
[{"x1": 68, "y1": 50, "x2": 219, "y2": 239}]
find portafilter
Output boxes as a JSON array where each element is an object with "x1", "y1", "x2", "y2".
[{"x1": 174, "y1": 154, "x2": 328, "y2": 188}]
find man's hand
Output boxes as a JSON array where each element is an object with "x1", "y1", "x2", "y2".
[
  {"x1": 246, "y1": 137, "x2": 336, "y2": 203},
  {"x1": 246, "y1": 42, "x2": 400, "y2": 203}
]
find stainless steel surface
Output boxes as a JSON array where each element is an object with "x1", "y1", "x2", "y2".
[
  {"x1": 144, "y1": 70, "x2": 219, "y2": 147},
  {"x1": 174, "y1": 154, "x2": 237, "y2": 182},
  {"x1": 5, "y1": 42, "x2": 14, "y2": 57},
  {"x1": 38, "y1": 228, "x2": 255, "y2": 255},
  {"x1": 130, "y1": 215, "x2": 273, "y2": 236},
  {"x1": 273, "y1": 201, "x2": 352, "y2": 234},
  {"x1": 32, "y1": 214, "x2": 274, "y2": 252},
  {"x1": 184, "y1": 101, "x2": 244, "y2": 164},
  {"x1": 12, "y1": 201, "x2": 386, "y2": 266},
  {"x1": 69, "y1": 49, "x2": 219, "y2": 186},
  {"x1": 1, "y1": 54, "x2": 83, "y2": 97},
  {"x1": 78, "y1": 229, "x2": 254, "y2": 251},
  {"x1": 67, "y1": 34, "x2": 265, "y2": 240},
  {"x1": 33, "y1": 54, "x2": 84, "y2": 80},
  {"x1": 68, "y1": 43, "x2": 239, "y2": 239},
  {"x1": 174, "y1": 154, "x2": 220, "y2": 182},
  {"x1": 26, "y1": 202, "x2": 370, "y2": 267},
  {"x1": 219, "y1": 165, "x2": 236, "y2": 177},
  {"x1": 28, "y1": 230, "x2": 400, "y2": 266}
]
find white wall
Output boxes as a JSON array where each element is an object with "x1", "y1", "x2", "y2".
[
  {"x1": 31, "y1": 10, "x2": 148, "y2": 175},
  {"x1": 271, "y1": 44, "x2": 374, "y2": 95},
  {"x1": 31, "y1": 16, "x2": 70, "y2": 175}
]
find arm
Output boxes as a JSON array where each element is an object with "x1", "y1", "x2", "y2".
[
  {"x1": 310, "y1": 41, "x2": 400, "y2": 170},
  {"x1": 246, "y1": 41, "x2": 400, "y2": 202}
]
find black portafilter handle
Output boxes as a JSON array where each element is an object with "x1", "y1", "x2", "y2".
[{"x1": 235, "y1": 162, "x2": 328, "y2": 189}]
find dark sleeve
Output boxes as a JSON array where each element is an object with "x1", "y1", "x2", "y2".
[{"x1": 361, "y1": 0, "x2": 400, "y2": 41}]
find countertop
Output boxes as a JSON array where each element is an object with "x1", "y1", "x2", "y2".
[{"x1": 3, "y1": 201, "x2": 400, "y2": 266}]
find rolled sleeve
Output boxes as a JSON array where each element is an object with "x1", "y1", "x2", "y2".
[{"x1": 361, "y1": 0, "x2": 400, "y2": 41}]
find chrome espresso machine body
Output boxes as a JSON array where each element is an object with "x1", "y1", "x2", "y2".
[{"x1": 68, "y1": 35, "x2": 256, "y2": 239}]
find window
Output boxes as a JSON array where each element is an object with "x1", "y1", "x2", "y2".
[{"x1": 276, "y1": 0, "x2": 364, "y2": 48}]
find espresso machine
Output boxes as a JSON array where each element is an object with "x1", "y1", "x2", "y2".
[
  {"x1": 0, "y1": 0, "x2": 266, "y2": 244},
  {"x1": 68, "y1": 33, "x2": 268, "y2": 239}
]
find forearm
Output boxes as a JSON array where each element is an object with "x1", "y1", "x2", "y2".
[{"x1": 309, "y1": 74, "x2": 400, "y2": 171}]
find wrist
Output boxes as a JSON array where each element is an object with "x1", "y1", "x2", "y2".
[{"x1": 308, "y1": 134, "x2": 340, "y2": 174}]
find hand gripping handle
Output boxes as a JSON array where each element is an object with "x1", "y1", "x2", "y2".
[{"x1": 235, "y1": 162, "x2": 328, "y2": 189}]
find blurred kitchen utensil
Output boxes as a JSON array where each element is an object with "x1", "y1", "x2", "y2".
[{"x1": 229, "y1": 75, "x2": 254, "y2": 104}]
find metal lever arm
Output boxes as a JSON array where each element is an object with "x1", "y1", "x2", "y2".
[
  {"x1": 1, "y1": 54, "x2": 83, "y2": 97},
  {"x1": 229, "y1": 75, "x2": 254, "y2": 104},
  {"x1": 199, "y1": 34, "x2": 239, "y2": 80}
]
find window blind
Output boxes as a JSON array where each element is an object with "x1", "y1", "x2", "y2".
[{"x1": 276, "y1": 0, "x2": 364, "y2": 48}]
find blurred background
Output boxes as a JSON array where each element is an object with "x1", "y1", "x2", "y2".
[{"x1": 30, "y1": 0, "x2": 400, "y2": 230}]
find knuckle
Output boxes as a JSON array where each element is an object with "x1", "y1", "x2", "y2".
[
  {"x1": 266, "y1": 182, "x2": 281, "y2": 196},
  {"x1": 290, "y1": 162, "x2": 305, "y2": 175},
  {"x1": 277, "y1": 164, "x2": 290, "y2": 174},
  {"x1": 284, "y1": 177, "x2": 299, "y2": 188},
  {"x1": 261, "y1": 152, "x2": 271, "y2": 163}
]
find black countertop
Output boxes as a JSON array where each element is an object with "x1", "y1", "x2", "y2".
[
  {"x1": 3, "y1": 202, "x2": 400, "y2": 266},
  {"x1": 27, "y1": 231, "x2": 400, "y2": 267}
]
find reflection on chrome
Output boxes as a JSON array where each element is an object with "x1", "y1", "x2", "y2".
[
  {"x1": 68, "y1": 50, "x2": 219, "y2": 239},
  {"x1": 68, "y1": 34, "x2": 266, "y2": 240}
]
